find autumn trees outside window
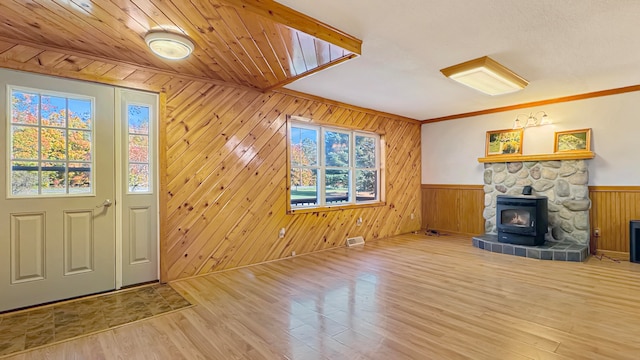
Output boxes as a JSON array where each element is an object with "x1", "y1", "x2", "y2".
[
  {"x1": 289, "y1": 120, "x2": 380, "y2": 210},
  {"x1": 10, "y1": 88, "x2": 93, "y2": 196},
  {"x1": 127, "y1": 104, "x2": 151, "y2": 193}
]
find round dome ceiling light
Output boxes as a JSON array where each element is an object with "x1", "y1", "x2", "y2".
[{"x1": 144, "y1": 31, "x2": 194, "y2": 60}]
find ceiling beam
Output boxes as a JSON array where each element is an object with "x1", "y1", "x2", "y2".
[{"x1": 220, "y1": 0, "x2": 362, "y2": 55}]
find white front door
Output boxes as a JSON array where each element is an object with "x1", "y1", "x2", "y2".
[{"x1": 0, "y1": 69, "x2": 115, "y2": 312}]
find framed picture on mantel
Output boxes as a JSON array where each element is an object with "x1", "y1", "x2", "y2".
[
  {"x1": 485, "y1": 128, "x2": 524, "y2": 156},
  {"x1": 554, "y1": 128, "x2": 592, "y2": 152}
]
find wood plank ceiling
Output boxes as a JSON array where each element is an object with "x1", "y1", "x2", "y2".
[{"x1": 0, "y1": 0, "x2": 361, "y2": 90}]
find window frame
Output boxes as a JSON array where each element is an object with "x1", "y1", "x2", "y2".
[
  {"x1": 322, "y1": 127, "x2": 352, "y2": 205},
  {"x1": 125, "y1": 101, "x2": 154, "y2": 194},
  {"x1": 6, "y1": 85, "x2": 96, "y2": 199},
  {"x1": 287, "y1": 116, "x2": 385, "y2": 214},
  {"x1": 353, "y1": 131, "x2": 381, "y2": 204}
]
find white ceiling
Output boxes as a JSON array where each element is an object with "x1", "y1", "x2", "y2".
[{"x1": 277, "y1": 0, "x2": 640, "y2": 120}]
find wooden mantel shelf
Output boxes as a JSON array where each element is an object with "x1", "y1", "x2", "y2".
[{"x1": 478, "y1": 151, "x2": 595, "y2": 163}]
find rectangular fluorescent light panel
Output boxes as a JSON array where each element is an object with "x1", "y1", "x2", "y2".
[{"x1": 440, "y1": 56, "x2": 528, "y2": 96}]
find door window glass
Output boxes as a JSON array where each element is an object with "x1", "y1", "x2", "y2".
[
  {"x1": 127, "y1": 104, "x2": 151, "y2": 193},
  {"x1": 9, "y1": 88, "x2": 93, "y2": 196}
]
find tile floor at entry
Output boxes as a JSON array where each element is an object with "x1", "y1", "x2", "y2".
[{"x1": 0, "y1": 284, "x2": 191, "y2": 357}]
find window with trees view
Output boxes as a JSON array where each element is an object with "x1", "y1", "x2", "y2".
[
  {"x1": 9, "y1": 87, "x2": 93, "y2": 196},
  {"x1": 289, "y1": 121, "x2": 380, "y2": 209},
  {"x1": 127, "y1": 104, "x2": 151, "y2": 193}
]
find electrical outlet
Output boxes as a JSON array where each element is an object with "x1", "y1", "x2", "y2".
[
  {"x1": 356, "y1": 217, "x2": 362, "y2": 226},
  {"x1": 291, "y1": 251, "x2": 296, "y2": 256},
  {"x1": 410, "y1": 213, "x2": 415, "y2": 220},
  {"x1": 594, "y1": 228, "x2": 601, "y2": 237},
  {"x1": 279, "y1": 228, "x2": 285, "y2": 238}
]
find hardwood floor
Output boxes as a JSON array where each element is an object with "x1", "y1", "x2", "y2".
[{"x1": 6, "y1": 233, "x2": 640, "y2": 359}]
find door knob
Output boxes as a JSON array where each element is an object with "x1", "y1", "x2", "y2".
[{"x1": 97, "y1": 199, "x2": 113, "y2": 208}]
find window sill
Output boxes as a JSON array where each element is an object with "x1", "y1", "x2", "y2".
[{"x1": 287, "y1": 201, "x2": 386, "y2": 214}]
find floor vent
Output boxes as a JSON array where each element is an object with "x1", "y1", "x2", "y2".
[{"x1": 346, "y1": 236, "x2": 365, "y2": 247}]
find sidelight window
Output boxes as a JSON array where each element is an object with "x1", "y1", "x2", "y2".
[{"x1": 127, "y1": 104, "x2": 152, "y2": 193}]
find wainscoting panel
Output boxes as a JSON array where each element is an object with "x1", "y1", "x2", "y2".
[
  {"x1": 589, "y1": 186, "x2": 640, "y2": 254},
  {"x1": 421, "y1": 184, "x2": 485, "y2": 235},
  {"x1": 0, "y1": 41, "x2": 423, "y2": 281}
]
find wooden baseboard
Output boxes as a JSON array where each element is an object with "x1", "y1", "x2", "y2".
[
  {"x1": 594, "y1": 249, "x2": 630, "y2": 260},
  {"x1": 423, "y1": 228, "x2": 482, "y2": 237}
]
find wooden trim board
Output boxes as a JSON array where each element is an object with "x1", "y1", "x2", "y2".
[
  {"x1": 423, "y1": 84, "x2": 640, "y2": 123},
  {"x1": 478, "y1": 151, "x2": 595, "y2": 163}
]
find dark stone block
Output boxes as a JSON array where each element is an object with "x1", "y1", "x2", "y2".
[
  {"x1": 502, "y1": 245, "x2": 514, "y2": 255},
  {"x1": 567, "y1": 251, "x2": 581, "y2": 262},
  {"x1": 485, "y1": 234, "x2": 499, "y2": 242},
  {"x1": 471, "y1": 233, "x2": 587, "y2": 262},
  {"x1": 527, "y1": 249, "x2": 541, "y2": 259},
  {"x1": 553, "y1": 251, "x2": 567, "y2": 261}
]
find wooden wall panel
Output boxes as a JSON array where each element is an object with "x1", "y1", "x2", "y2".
[
  {"x1": 164, "y1": 91, "x2": 422, "y2": 279},
  {"x1": 421, "y1": 185, "x2": 485, "y2": 236},
  {"x1": 0, "y1": 41, "x2": 422, "y2": 281},
  {"x1": 589, "y1": 187, "x2": 640, "y2": 254}
]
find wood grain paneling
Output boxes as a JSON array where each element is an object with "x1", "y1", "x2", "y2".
[
  {"x1": 0, "y1": 42, "x2": 420, "y2": 281},
  {"x1": 0, "y1": 0, "x2": 360, "y2": 90},
  {"x1": 164, "y1": 87, "x2": 422, "y2": 280},
  {"x1": 589, "y1": 186, "x2": 640, "y2": 254},
  {"x1": 421, "y1": 184, "x2": 485, "y2": 235}
]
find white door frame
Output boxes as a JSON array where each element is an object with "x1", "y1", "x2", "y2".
[{"x1": 114, "y1": 88, "x2": 160, "y2": 289}]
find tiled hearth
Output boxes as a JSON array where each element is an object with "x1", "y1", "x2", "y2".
[{"x1": 472, "y1": 234, "x2": 589, "y2": 262}]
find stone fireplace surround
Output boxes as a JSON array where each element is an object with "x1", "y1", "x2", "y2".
[{"x1": 472, "y1": 158, "x2": 591, "y2": 261}]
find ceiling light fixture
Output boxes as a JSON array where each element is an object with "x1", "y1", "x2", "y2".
[
  {"x1": 144, "y1": 31, "x2": 194, "y2": 60},
  {"x1": 440, "y1": 56, "x2": 528, "y2": 96},
  {"x1": 513, "y1": 111, "x2": 552, "y2": 129}
]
